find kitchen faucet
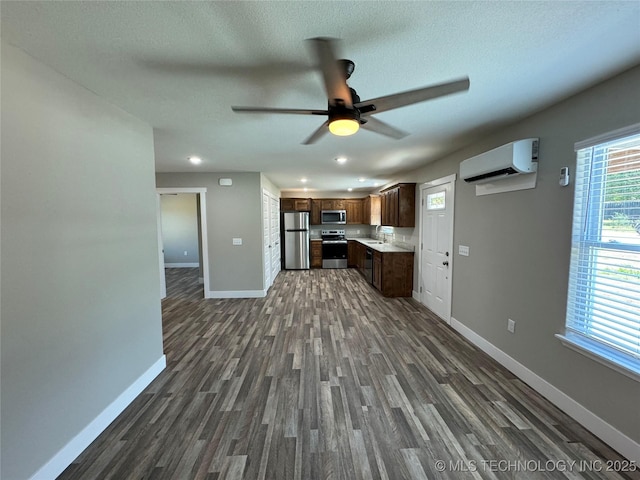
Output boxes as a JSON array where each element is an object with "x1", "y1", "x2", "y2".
[{"x1": 375, "y1": 224, "x2": 390, "y2": 243}]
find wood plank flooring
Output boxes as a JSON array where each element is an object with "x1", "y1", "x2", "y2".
[{"x1": 58, "y1": 268, "x2": 638, "y2": 480}]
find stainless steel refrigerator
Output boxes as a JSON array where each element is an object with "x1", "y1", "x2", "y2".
[{"x1": 282, "y1": 211, "x2": 310, "y2": 270}]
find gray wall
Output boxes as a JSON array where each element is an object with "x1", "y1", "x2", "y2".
[
  {"x1": 1, "y1": 42, "x2": 165, "y2": 479},
  {"x1": 388, "y1": 65, "x2": 640, "y2": 445},
  {"x1": 160, "y1": 193, "x2": 200, "y2": 264},
  {"x1": 156, "y1": 173, "x2": 265, "y2": 292}
]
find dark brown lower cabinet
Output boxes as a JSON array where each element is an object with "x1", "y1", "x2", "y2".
[
  {"x1": 356, "y1": 242, "x2": 366, "y2": 271},
  {"x1": 378, "y1": 252, "x2": 414, "y2": 297},
  {"x1": 310, "y1": 240, "x2": 323, "y2": 268},
  {"x1": 347, "y1": 241, "x2": 359, "y2": 268},
  {"x1": 351, "y1": 241, "x2": 414, "y2": 297}
]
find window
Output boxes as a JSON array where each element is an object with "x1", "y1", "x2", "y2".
[
  {"x1": 558, "y1": 124, "x2": 640, "y2": 380},
  {"x1": 427, "y1": 191, "x2": 446, "y2": 210}
]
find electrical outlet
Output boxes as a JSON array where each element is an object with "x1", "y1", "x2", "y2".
[
  {"x1": 183, "y1": 250, "x2": 188, "y2": 256},
  {"x1": 507, "y1": 318, "x2": 516, "y2": 333}
]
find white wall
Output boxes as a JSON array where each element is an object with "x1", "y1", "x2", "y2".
[
  {"x1": 160, "y1": 193, "x2": 200, "y2": 265},
  {"x1": 1, "y1": 42, "x2": 165, "y2": 479},
  {"x1": 281, "y1": 190, "x2": 367, "y2": 199},
  {"x1": 260, "y1": 173, "x2": 281, "y2": 198}
]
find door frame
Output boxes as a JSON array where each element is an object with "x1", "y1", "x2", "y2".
[
  {"x1": 262, "y1": 188, "x2": 281, "y2": 291},
  {"x1": 262, "y1": 189, "x2": 272, "y2": 290},
  {"x1": 269, "y1": 192, "x2": 281, "y2": 283},
  {"x1": 156, "y1": 194, "x2": 167, "y2": 299},
  {"x1": 157, "y1": 187, "x2": 210, "y2": 298},
  {"x1": 418, "y1": 174, "x2": 456, "y2": 323}
]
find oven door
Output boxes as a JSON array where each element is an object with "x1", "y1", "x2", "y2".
[{"x1": 322, "y1": 240, "x2": 348, "y2": 268}]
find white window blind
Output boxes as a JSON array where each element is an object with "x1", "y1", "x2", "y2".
[{"x1": 559, "y1": 127, "x2": 640, "y2": 379}]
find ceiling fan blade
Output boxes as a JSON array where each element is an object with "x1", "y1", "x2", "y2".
[
  {"x1": 356, "y1": 77, "x2": 469, "y2": 115},
  {"x1": 308, "y1": 38, "x2": 352, "y2": 108},
  {"x1": 232, "y1": 106, "x2": 328, "y2": 115},
  {"x1": 302, "y1": 121, "x2": 329, "y2": 145},
  {"x1": 360, "y1": 117, "x2": 409, "y2": 140}
]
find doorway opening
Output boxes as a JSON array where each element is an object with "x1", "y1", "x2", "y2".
[{"x1": 157, "y1": 187, "x2": 209, "y2": 299}]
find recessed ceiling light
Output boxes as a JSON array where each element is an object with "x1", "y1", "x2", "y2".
[
  {"x1": 303, "y1": 187, "x2": 308, "y2": 192},
  {"x1": 188, "y1": 156, "x2": 202, "y2": 165},
  {"x1": 358, "y1": 177, "x2": 366, "y2": 182},
  {"x1": 347, "y1": 188, "x2": 353, "y2": 192},
  {"x1": 335, "y1": 157, "x2": 347, "y2": 164},
  {"x1": 300, "y1": 178, "x2": 308, "y2": 183},
  {"x1": 373, "y1": 182, "x2": 380, "y2": 187}
]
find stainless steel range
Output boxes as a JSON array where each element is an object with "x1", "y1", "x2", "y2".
[{"x1": 321, "y1": 229, "x2": 347, "y2": 269}]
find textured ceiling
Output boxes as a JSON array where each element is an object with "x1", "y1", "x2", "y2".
[{"x1": 2, "y1": 1, "x2": 639, "y2": 193}]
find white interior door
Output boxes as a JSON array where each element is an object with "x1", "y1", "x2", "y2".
[
  {"x1": 270, "y1": 194, "x2": 281, "y2": 281},
  {"x1": 263, "y1": 190, "x2": 272, "y2": 290},
  {"x1": 420, "y1": 177, "x2": 455, "y2": 322}
]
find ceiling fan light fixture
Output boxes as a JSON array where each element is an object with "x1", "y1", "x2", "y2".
[{"x1": 329, "y1": 118, "x2": 359, "y2": 136}]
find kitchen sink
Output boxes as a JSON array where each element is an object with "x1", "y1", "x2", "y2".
[{"x1": 363, "y1": 240, "x2": 384, "y2": 244}]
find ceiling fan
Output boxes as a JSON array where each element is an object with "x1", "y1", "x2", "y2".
[{"x1": 231, "y1": 37, "x2": 470, "y2": 145}]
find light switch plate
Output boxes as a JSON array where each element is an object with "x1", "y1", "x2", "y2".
[
  {"x1": 232, "y1": 238, "x2": 242, "y2": 246},
  {"x1": 459, "y1": 245, "x2": 470, "y2": 256}
]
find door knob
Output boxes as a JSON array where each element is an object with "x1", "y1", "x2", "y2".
[{"x1": 443, "y1": 261, "x2": 449, "y2": 266}]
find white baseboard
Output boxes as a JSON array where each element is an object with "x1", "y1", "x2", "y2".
[
  {"x1": 450, "y1": 317, "x2": 640, "y2": 463},
  {"x1": 207, "y1": 289, "x2": 266, "y2": 299},
  {"x1": 412, "y1": 290, "x2": 420, "y2": 301},
  {"x1": 165, "y1": 263, "x2": 199, "y2": 268},
  {"x1": 30, "y1": 355, "x2": 167, "y2": 480}
]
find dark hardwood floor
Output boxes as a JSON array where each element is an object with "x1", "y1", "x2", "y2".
[
  {"x1": 165, "y1": 267, "x2": 204, "y2": 301},
  {"x1": 58, "y1": 268, "x2": 638, "y2": 480}
]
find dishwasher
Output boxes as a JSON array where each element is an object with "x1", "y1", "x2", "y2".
[{"x1": 364, "y1": 247, "x2": 373, "y2": 283}]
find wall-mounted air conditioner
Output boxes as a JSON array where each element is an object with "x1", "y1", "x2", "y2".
[{"x1": 460, "y1": 138, "x2": 539, "y2": 184}]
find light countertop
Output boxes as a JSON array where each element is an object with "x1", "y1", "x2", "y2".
[{"x1": 347, "y1": 237, "x2": 413, "y2": 253}]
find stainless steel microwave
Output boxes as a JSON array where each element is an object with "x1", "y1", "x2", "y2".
[{"x1": 321, "y1": 210, "x2": 346, "y2": 224}]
